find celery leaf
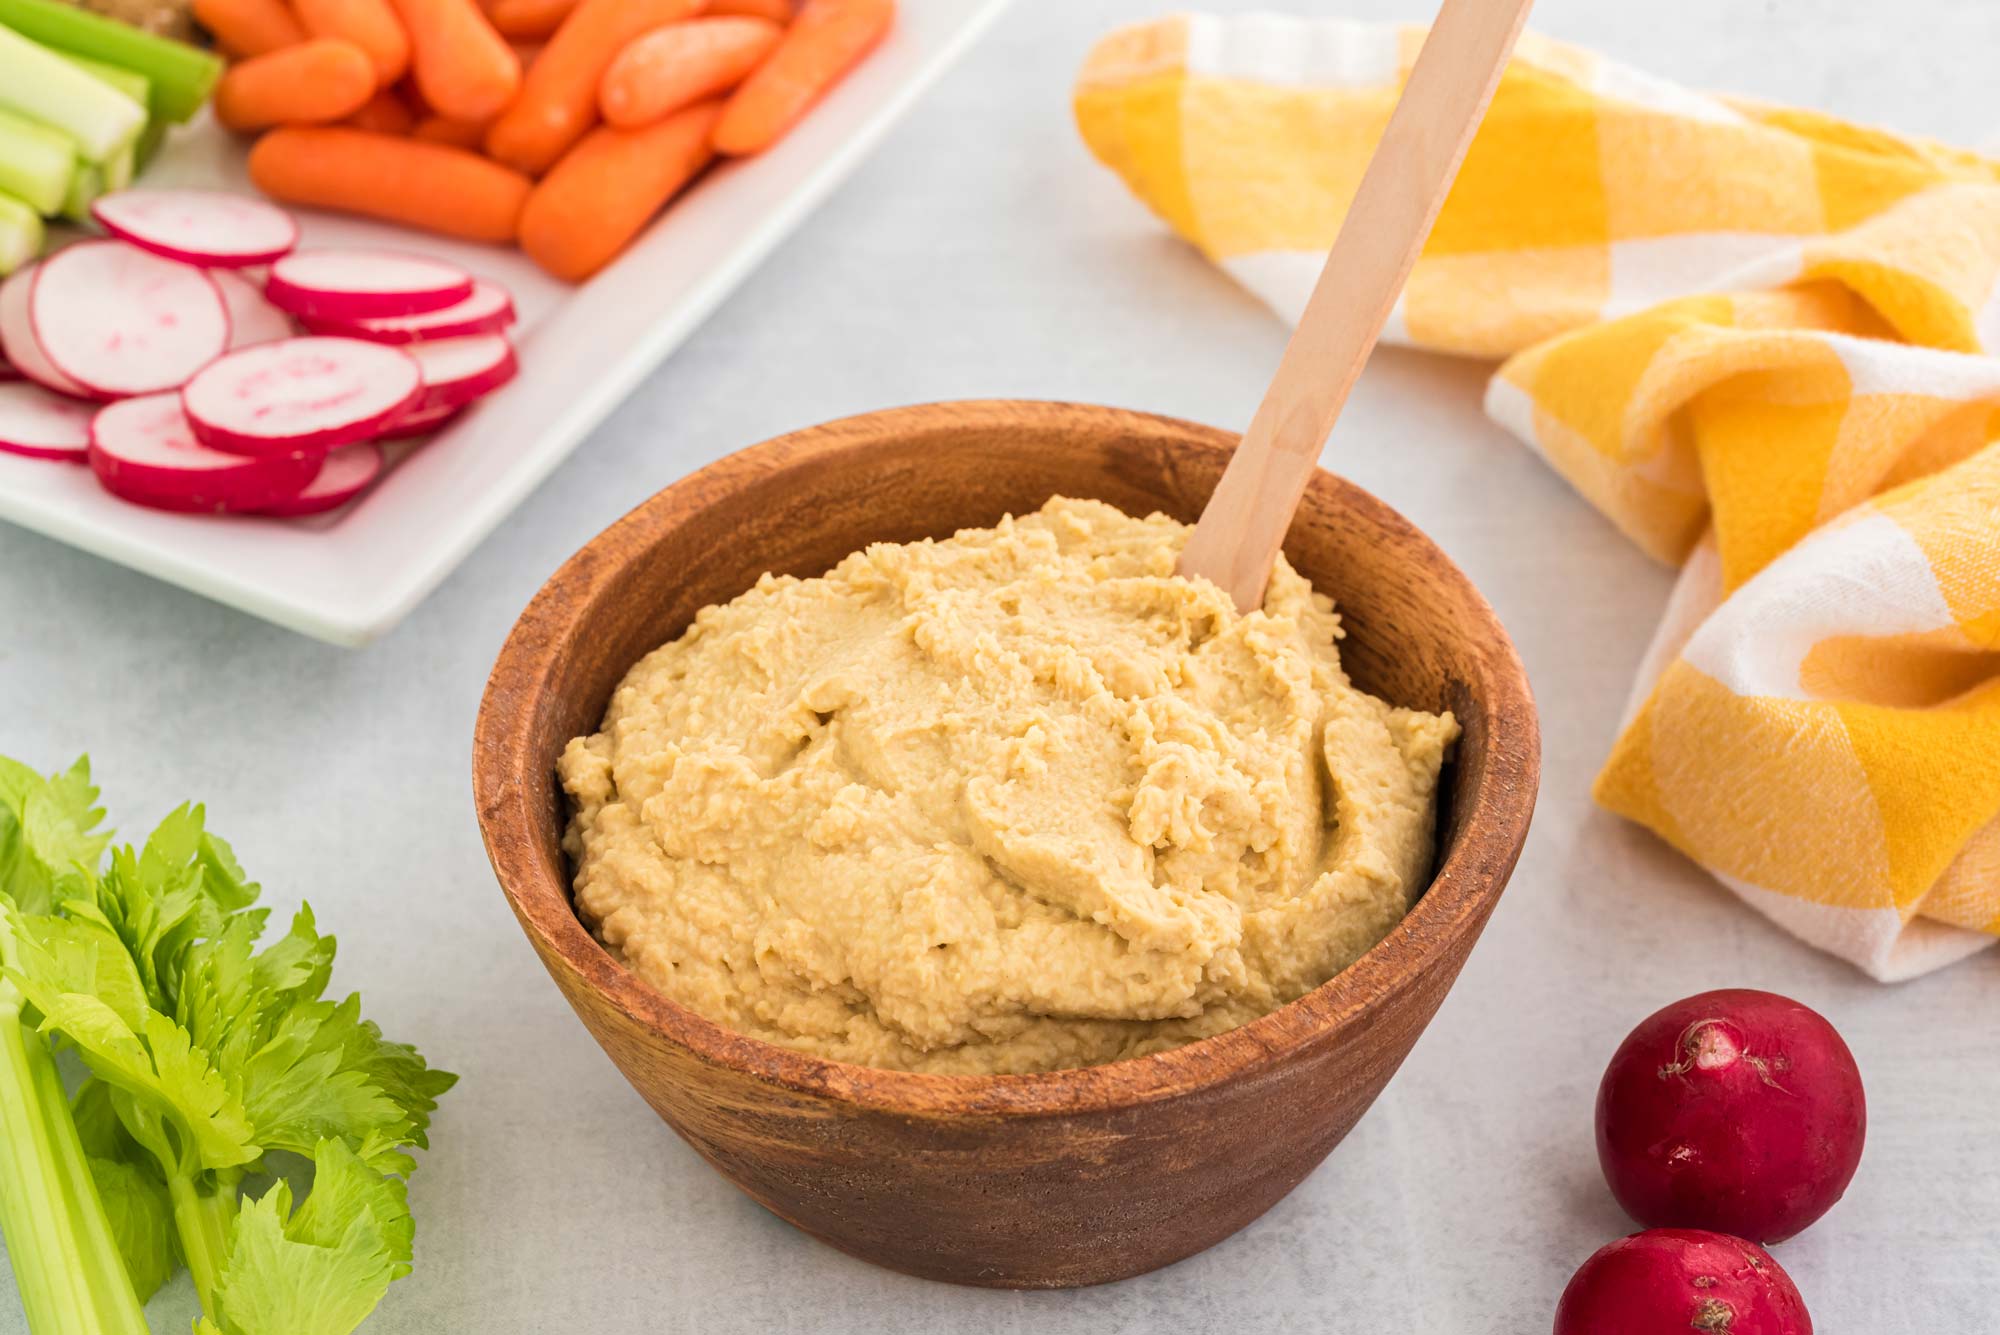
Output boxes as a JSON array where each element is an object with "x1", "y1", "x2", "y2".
[{"x1": 212, "y1": 1142, "x2": 409, "y2": 1335}]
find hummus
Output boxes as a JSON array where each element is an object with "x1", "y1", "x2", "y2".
[{"x1": 559, "y1": 497, "x2": 1457, "y2": 1075}]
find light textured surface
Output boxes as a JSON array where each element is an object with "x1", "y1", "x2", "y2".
[{"x1": 1, "y1": 1, "x2": 1995, "y2": 1329}]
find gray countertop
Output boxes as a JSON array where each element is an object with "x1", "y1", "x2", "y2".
[{"x1": 4, "y1": 1, "x2": 1997, "y2": 1330}]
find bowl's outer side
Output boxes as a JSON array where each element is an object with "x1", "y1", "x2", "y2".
[{"x1": 474, "y1": 400, "x2": 1540, "y2": 1288}]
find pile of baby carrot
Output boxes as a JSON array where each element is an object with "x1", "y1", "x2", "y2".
[{"x1": 192, "y1": 0, "x2": 894, "y2": 280}]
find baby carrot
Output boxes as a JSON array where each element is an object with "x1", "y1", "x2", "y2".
[
  {"x1": 483, "y1": 0, "x2": 702, "y2": 175},
  {"x1": 389, "y1": 0, "x2": 520, "y2": 121},
  {"x1": 485, "y1": 0, "x2": 573, "y2": 39},
  {"x1": 191, "y1": 0, "x2": 306, "y2": 56},
  {"x1": 709, "y1": 0, "x2": 792, "y2": 20},
  {"x1": 215, "y1": 38, "x2": 378, "y2": 132},
  {"x1": 600, "y1": 18, "x2": 782, "y2": 128},
  {"x1": 294, "y1": 0, "x2": 411, "y2": 83},
  {"x1": 346, "y1": 86, "x2": 415, "y2": 133},
  {"x1": 249, "y1": 125, "x2": 533, "y2": 241},
  {"x1": 411, "y1": 113, "x2": 490, "y2": 147},
  {"x1": 712, "y1": 0, "x2": 891, "y2": 156},
  {"x1": 518, "y1": 99, "x2": 718, "y2": 281}
]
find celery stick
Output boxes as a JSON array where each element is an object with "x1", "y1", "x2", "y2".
[
  {"x1": 57, "y1": 49, "x2": 152, "y2": 112},
  {"x1": 56, "y1": 54, "x2": 146, "y2": 192},
  {"x1": 0, "y1": 0, "x2": 220, "y2": 124},
  {"x1": 0, "y1": 26, "x2": 143, "y2": 162},
  {"x1": 133, "y1": 118, "x2": 165, "y2": 171},
  {"x1": 100, "y1": 140, "x2": 134, "y2": 191},
  {"x1": 60, "y1": 159, "x2": 101, "y2": 224},
  {"x1": 0, "y1": 107, "x2": 73, "y2": 215},
  {"x1": 0, "y1": 974, "x2": 149, "y2": 1335},
  {"x1": 0, "y1": 193, "x2": 42, "y2": 276}
]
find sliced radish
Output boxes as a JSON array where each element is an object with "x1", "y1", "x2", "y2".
[
  {"x1": 376, "y1": 403, "x2": 461, "y2": 440},
  {"x1": 181, "y1": 337, "x2": 421, "y2": 456},
  {"x1": 0, "y1": 381, "x2": 95, "y2": 461},
  {"x1": 265, "y1": 250, "x2": 473, "y2": 320},
  {"x1": 410, "y1": 335, "x2": 517, "y2": 412},
  {"x1": 301, "y1": 279, "x2": 516, "y2": 344},
  {"x1": 0, "y1": 349, "x2": 18, "y2": 381},
  {"x1": 256, "y1": 443, "x2": 384, "y2": 516},
  {"x1": 31, "y1": 242, "x2": 230, "y2": 399},
  {"x1": 90, "y1": 392, "x2": 319, "y2": 513},
  {"x1": 91, "y1": 189, "x2": 299, "y2": 268},
  {"x1": 213, "y1": 270, "x2": 297, "y2": 349},
  {"x1": 0, "y1": 264, "x2": 93, "y2": 399}
]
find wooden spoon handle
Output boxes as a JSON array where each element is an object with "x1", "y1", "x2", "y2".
[{"x1": 1178, "y1": 0, "x2": 1534, "y2": 610}]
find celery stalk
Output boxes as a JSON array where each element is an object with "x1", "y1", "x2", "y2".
[
  {"x1": 57, "y1": 49, "x2": 148, "y2": 194},
  {"x1": 0, "y1": 0, "x2": 220, "y2": 123},
  {"x1": 0, "y1": 25, "x2": 144, "y2": 161},
  {"x1": 133, "y1": 118, "x2": 165, "y2": 171},
  {"x1": 60, "y1": 161, "x2": 101, "y2": 224},
  {"x1": 167, "y1": 1171, "x2": 239, "y2": 1318},
  {"x1": 0, "y1": 193, "x2": 42, "y2": 276},
  {"x1": 58, "y1": 50, "x2": 153, "y2": 113},
  {"x1": 27, "y1": 1025, "x2": 148, "y2": 1331},
  {"x1": 100, "y1": 140, "x2": 135, "y2": 191},
  {"x1": 0, "y1": 976, "x2": 149, "y2": 1335},
  {"x1": 0, "y1": 107, "x2": 73, "y2": 215}
]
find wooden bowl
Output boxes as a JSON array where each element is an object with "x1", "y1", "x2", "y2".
[{"x1": 474, "y1": 401, "x2": 1538, "y2": 1288}]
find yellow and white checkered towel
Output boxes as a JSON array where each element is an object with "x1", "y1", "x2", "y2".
[{"x1": 1076, "y1": 14, "x2": 2000, "y2": 979}]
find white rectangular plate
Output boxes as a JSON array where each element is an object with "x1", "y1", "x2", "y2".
[{"x1": 0, "y1": 0, "x2": 1009, "y2": 646}]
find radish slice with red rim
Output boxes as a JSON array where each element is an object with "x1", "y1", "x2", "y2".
[
  {"x1": 32, "y1": 241, "x2": 230, "y2": 398},
  {"x1": 182, "y1": 337, "x2": 421, "y2": 456},
  {"x1": 410, "y1": 335, "x2": 517, "y2": 412},
  {"x1": 0, "y1": 381, "x2": 95, "y2": 461},
  {"x1": 214, "y1": 270, "x2": 296, "y2": 349},
  {"x1": 256, "y1": 443, "x2": 384, "y2": 516},
  {"x1": 0, "y1": 349, "x2": 18, "y2": 381},
  {"x1": 376, "y1": 403, "x2": 461, "y2": 440},
  {"x1": 265, "y1": 250, "x2": 474, "y2": 320},
  {"x1": 90, "y1": 393, "x2": 320, "y2": 512},
  {"x1": 91, "y1": 189, "x2": 299, "y2": 268},
  {"x1": 301, "y1": 279, "x2": 515, "y2": 344},
  {"x1": 0, "y1": 264, "x2": 93, "y2": 399}
]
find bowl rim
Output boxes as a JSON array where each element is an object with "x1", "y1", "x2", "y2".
[{"x1": 474, "y1": 399, "x2": 1540, "y2": 1120}]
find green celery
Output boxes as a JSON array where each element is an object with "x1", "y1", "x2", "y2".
[
  {"x1": 0, "y1": 963, "x2": 150, "y2": 1334},
  {"x1": 0, "y1": 0, "x2": 221, "y2": 123},
  {"x1": 101, "y1": 139, "x2": 135, "y2": 191},
  {"x1": 59, "y1": 54, "x2": 146, "y2": 191},
  {"x1": 58, "y1": 49, "x2": 153, "y2": 111},
  {"x1": 60, "y1": 160, "x2": 102, "y2": 225},
  {"x1": 0, "y1": 107, "x2": 71, "y2": 215},
  {"x1": 170, "y1": 1169, "x2": 240, "y2": 1315},
  {"x1": 133, "y1": 118, "x2": 165, "y2": 171},
  {"x1": 0, "y1": 24, "x2": 144, "y2": 162},
  {"x1": 58, "y1": 144, "x2": 141, "y2": 220},
  {"x1": 0, "y1": 193, "x2": 41, "y2": 276},
  {"x1": 0, "y1": 760, "x2": 456, "y2": 1335}
]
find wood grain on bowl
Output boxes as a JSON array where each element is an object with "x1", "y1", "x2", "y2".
[{"x1": 472, "y1": 400, "x2": 1540, "y2": 1287}]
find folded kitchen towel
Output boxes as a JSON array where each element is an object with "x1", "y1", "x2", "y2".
[{"x1": 1075, "y1": 14, "x2": 2000, "y2": 980}]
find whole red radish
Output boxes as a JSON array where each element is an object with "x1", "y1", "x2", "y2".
[
  {"x1": 1555, "y1": 1229, "x2": 1812, "y2": 1334},
  {"x1": 1597, "y1": 989, "x2": 1863, "y2": 1242}
]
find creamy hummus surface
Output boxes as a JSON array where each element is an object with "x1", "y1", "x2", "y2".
[{"x1": 559, "y1": 497, "x2": 1457, "y2": 1075}]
